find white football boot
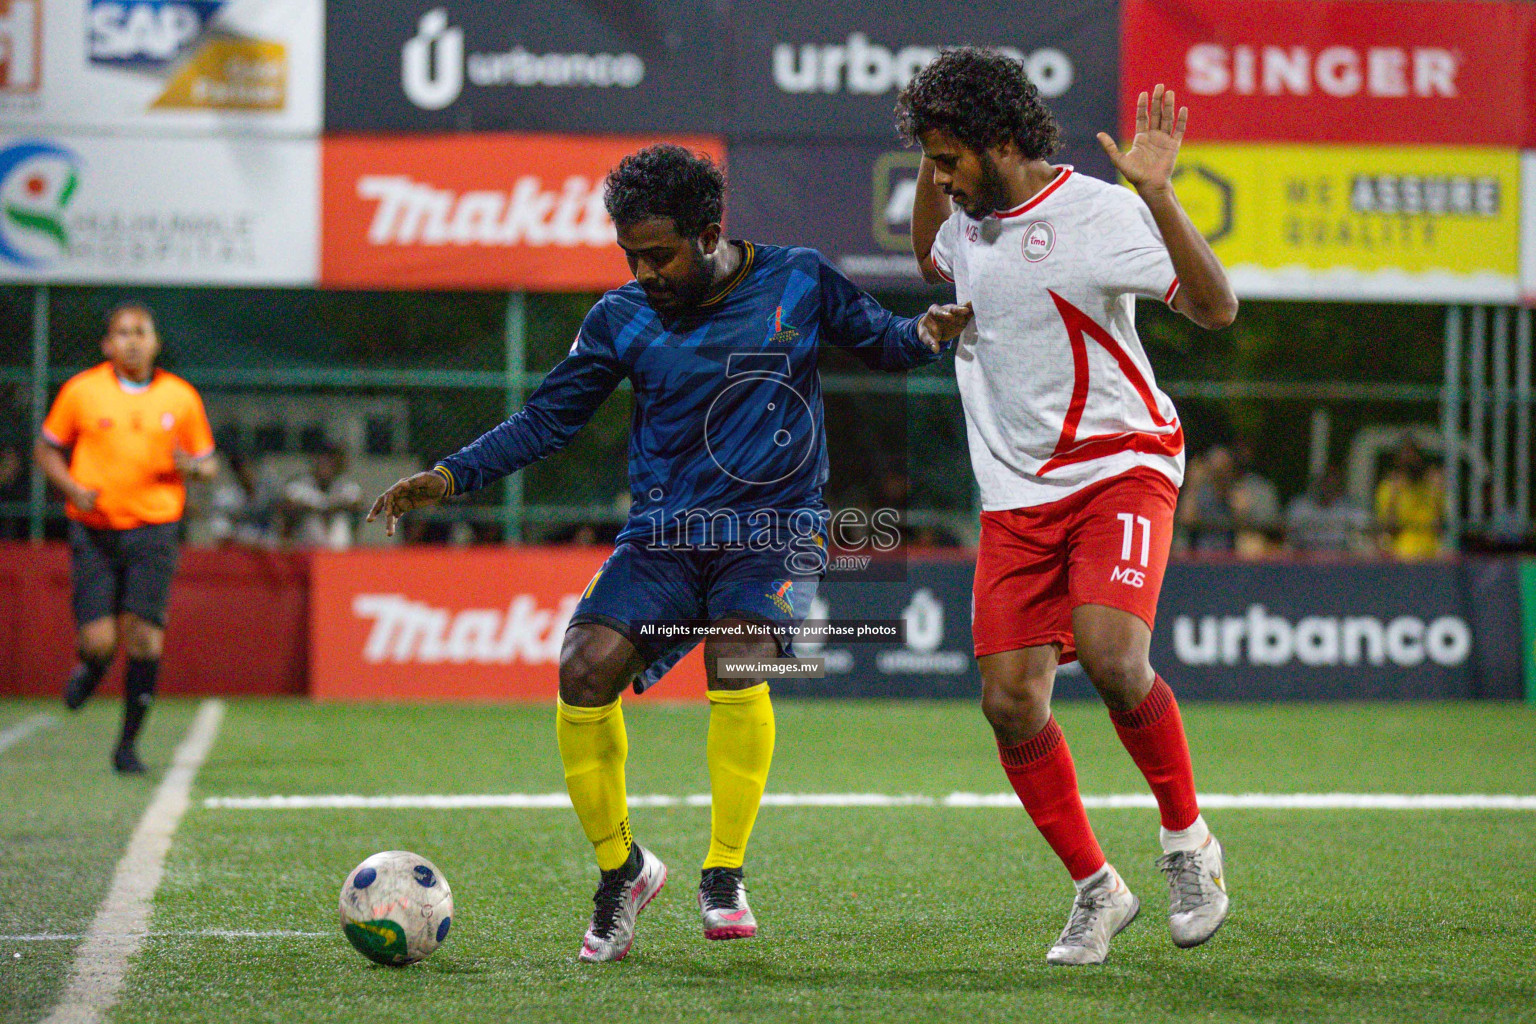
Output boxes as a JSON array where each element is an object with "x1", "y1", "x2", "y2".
[
  {"x1": 699, "y1": 867, "x2": 757, "y2": 940},
  {"x1": 1158, "y1": 835, "x2": 1229, "y2": 948},
  {"x1": 578, "y1": 844, "x2": 667, "y2": 963},
  {"x1": 1046, "y1": 866, "x2": 1140, "y2": 966}
]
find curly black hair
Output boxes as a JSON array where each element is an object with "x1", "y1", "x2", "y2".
[
  {"x1": 895, "y1": 47, "x2": 1061, "y2": 160},
  {"x1": 603, "y1": 144, "x2": 726, "y2": 237}
]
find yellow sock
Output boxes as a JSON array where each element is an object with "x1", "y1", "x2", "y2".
[
  {"x1": 703, "y1": 683, "x2": 776, "y2": 870},
  {"x1": 556, "y1": 697, "x2": 632, "y2": 872}
]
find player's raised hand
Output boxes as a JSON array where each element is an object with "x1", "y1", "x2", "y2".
[
  {"x1": 367, "y1": 470, "x2": 449, "y2": 537},
  {"x1": 918, "y1": 302, "x2": 973, "y2": 352},
  {"x1": 1097, "y1": 83, "x2": 1187, "y2": 194}
]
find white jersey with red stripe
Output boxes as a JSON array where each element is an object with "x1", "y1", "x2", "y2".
[{"x1": 931, "y1": 166, "x2": 1185, "y2": 511}]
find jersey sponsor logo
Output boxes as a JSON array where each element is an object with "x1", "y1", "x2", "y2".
[
  {"x1": 767, "y1": 579, "x2": 794, "y2": 615},
  {"x1": 771, "y1": 34, "x2": 1073, "y2": 99},
  {"x1": 766, "y1": 305, "x2": 799, "y2": 345},
  {"x1": 1039, "y1": 291, "x2": 1184, "y2": 475},
  {"x1": 1173, "y1": 604, "x2": 1472, "y2": 668},
  {"x1": 0, "y1": 0, "x2": 41, "y2": 93},
  {"x1": 354, "y1": 173, "x2": 615, "y2": 248},
  {"x1": 160, "y1": 411, "x2": 175, "y2": 430},
  {"x1": 98, "y1": 417, "x2": 113, "y2": 430},
  {"x1": 1109, "y1": 565, "x2": 1146, "y2": 589},
  {"x1": 401, "y1": 7, "x2": 646, "y2": 112},
  {"x1": 1021, "y1": 220, "x2": 1055, "y2": 262},
  {"x1": 351, "y1": 592, "x2": 577, "y2": 665},
  {"x1": 0, "y1": 140, "x2": 81, "y2": 269}
]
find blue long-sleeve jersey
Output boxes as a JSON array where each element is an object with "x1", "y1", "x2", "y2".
[{"x1": 434, "y1": 242, "x2": 944, "y2": 546}]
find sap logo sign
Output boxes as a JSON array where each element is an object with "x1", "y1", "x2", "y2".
[
  {"x1": 1173, "y1": 604, "x2": 1472, "y2": 669},
  {"x1": 88, "y1": 0, "x2": 222, "y2": 69}
]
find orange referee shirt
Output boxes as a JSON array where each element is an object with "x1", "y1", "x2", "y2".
[{"x1": 41, "y1": 363, "x2": 215, "y2": 531}]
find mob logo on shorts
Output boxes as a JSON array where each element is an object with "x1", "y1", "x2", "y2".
[
  {"x1": 767, "y1": 579, "x2": 794, "y2": 614},
  {"x1": 1111, "y1": 511, "x2": 1152, "y2": 588}
]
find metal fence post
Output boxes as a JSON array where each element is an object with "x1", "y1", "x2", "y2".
[
  {"x1": 503, "y1": 291, "x2": 527, "y2": 544},
  {"x1": 28, "y1": 285, "x2": 48, "y2": 542},
  {"x1": 1441, "y1": 305, "x2": 1462, "y2": 550}
]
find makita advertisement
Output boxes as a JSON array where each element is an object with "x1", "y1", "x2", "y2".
[
  {"x1": 727, "y1": 0, "x2": 1118, "y2": 140},
  {"x1": 1120, "y1": 0, "x2": 1536, "y2": 146},
  {"x1": 324, "y1": 0, "x2": 720, "y2": 132},
  {"x1": 0, "y1": 0, "x2": 322, "y2": 134},
  {"x1": 309, "y1": 547, "x2": 709, "y2": 701},
  {"x1": 320, "y1": 132, "x2": 725, "y2": 290}
]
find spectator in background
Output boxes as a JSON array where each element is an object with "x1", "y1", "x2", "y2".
[
  {"x1": 1178, "y1": 446, "x2": 1238, "y2": 552},
  {"x1": 206, "y1": 453, "x2": 275, "y2": 547},
  {"x1": 1231, "y1": 439, "x2": 1280, "y2": 551},
  {"x1": 1374, "y1": 436, "x2": 1444, "y2": 559},
  {"x1": 1285, "y1": 464, "x2": 1369, "y2": 554},
  {"x1": 281, "y1": 443, "x2": 364, "y2": 549}
]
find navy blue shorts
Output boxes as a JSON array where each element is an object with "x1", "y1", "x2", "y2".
[{"x1": 568, "y1": 542, "x2": 822, "y2": 693}]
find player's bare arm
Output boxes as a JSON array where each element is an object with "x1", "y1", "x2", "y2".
[
  {"x1": 1097, "y1": 84, "x2": 1238, "y2": 331},
  {"x1": 32, "y1": 436, "x2": 99, "y2": 512},
  {"x1": 368, "y1": 470, "x2": 449, "y2": 537},
  {"x1": 911, "y1": 157, "x2": 954, "y2": 286},
  {"x1": 918, "y1": 301, "x2": 973, "y2": 351},
  {"x1": 173, "y1": 447, "x2": 219, "y2": 481}
]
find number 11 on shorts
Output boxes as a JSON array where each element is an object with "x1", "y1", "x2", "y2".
[{"x1": 1117, "y1": 512, "x2": 1152, "y2": 568}]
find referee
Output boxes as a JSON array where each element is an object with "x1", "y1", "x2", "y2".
[{"x1": 32, "y1": 302, "x2": 217, "y2": 774}]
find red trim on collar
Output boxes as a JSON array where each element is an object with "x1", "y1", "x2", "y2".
[{"x1": 994, "y1": 167, "x2": 1073, "y2": 219}]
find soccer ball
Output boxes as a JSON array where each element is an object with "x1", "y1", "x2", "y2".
[{"x1": 338, "y1": 850, "x2": 454, "y2": 966}]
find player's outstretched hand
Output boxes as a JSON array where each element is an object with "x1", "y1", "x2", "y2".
[
  {"x1": 918, "y1": 302, "x2": 973, "y2": 352},
  {"x1": 1097, "y1": 83, "x2": 1186, "y2": 194},
  {"x1": 368, "y1": 470, "x2": 449, "y2": 537}
]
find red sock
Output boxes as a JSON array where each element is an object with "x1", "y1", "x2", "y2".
[
  {"x1": 1109, "y1": 676, "x2": 1200, "y2": 830},
  {"x1": 998, "y1": 718, "x2": 1106, "y2": 881}
]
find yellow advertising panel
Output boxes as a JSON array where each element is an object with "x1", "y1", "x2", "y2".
[{"x1": 1170, "y1": 144, "x2": 1520, "y2": 302}]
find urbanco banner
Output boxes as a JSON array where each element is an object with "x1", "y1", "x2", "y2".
[
  {"x1": 325, "y1": 0, "x2": 720, "y2": 132},
  {"x1": 0, "y1": 133, "x2": 318, "y2": 285},
  {"x1": 1121, "y1": 0, "x2": 1535, "y2": 147},
  {"x1": 729, "y1": 0, "x2": 1119, "y2": 141},
  {"x1": 320, "y1": 132, "x2": 725, "y2": 291},
  {"x1": 727, "y1": 140, "x2": 1113, "y2": 288},
  {"x1": 0, "y1": 0, "x2": 322, "y2": 135}
]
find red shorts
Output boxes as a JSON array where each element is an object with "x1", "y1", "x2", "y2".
[{"x1": 972, "y1": 468, "x2": 1178, "y2": 662}]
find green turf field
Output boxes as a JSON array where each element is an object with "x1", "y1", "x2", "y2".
[{"x1": 3, "y1": 697, "x2": 1535, "y2": 1024}]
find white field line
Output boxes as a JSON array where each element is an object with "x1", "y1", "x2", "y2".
[
  {"x1": 0, "y1": 713, "x2": 55, "y2": 755},
  {"x1": 3, "y1": 930, "x2": 328, "y2": 943},
  {"x1": 202, "y1": 791, "x2": 1536, "y2": 811},
  {"x1": 42, "y1": 700, "x2": 225, "y2": 1024}
]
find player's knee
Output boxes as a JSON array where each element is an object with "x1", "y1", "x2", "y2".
[
  {"x1": 558, "y1": 632, "x2": 627, "y2": 707},
  {"x1": 705, "y1": 637, "x2": 778, "y2": 691},
  {"x1": 980, "y1": 676, "x2": 1051, "y2": 734},
  {"x1": 1079, "y1": 647, "x2": 1152, "y2": 710},
  {"x1": 120, "y1": 618, "x2": 163, "y2": 660},
  {"x1": 78, "y1": 638, "x2": 116, "y2": 664}
]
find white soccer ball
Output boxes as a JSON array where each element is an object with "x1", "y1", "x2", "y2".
[{"x1": 338, "y1": 850, "x2": 454, "y2": 966}]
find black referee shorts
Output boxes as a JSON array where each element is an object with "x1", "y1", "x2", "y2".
[{"x1": 67, "y1": 520, "x2": 182, "y2": 629}]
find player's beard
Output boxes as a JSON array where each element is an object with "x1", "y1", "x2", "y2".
[
  {"x1": 646, "y1": 242, "x2": 712, "y2": 313},
  {"x1": 969, "y1": 153, "x2": 1014, "y2": 218}
]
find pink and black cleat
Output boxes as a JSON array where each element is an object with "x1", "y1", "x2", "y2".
[
  {"x1": 579, "y1": 844, "x2": 667, "y2": 963},
  {"x1": 699, "y1": 867, "x2": 758, "y2": 941}
]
